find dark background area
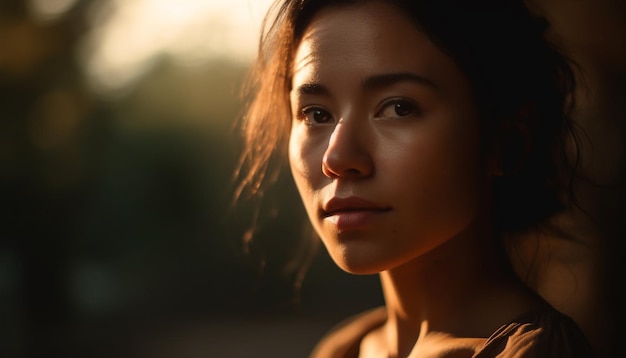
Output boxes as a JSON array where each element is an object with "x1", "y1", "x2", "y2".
[
  {"x1": 0, "y1": 1, "x2": 383, "y2": 357},
  {"x1": 0, "y1": 0, "x2": 625, "y2": 357}
]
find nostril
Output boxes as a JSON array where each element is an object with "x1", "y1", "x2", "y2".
[
  {"x1": 321, "y1": 160, "x2": 339, "y2": 178},
  {"x1": 322, "y1": 158, "x2": 369, "y2": 179}
]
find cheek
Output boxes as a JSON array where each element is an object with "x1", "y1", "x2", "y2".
[
  {"x1": 430, "y1": 129, "x2": 482, "y2": 187},
  {"x1": 288, "y1": 127, "x2": 325, "y2": 204},
  {"x1": 393, "y1": 120, "x2": 485, "y2": 233},
  {"x1": 432, "y1": 133, "x2": 484, "y2": 223},
  {"x1": 288, "y1": 128, "x2": 312, "y2": 185},
  {"x1": 288, "y1": 129, "x2": 331, "y2": 239}
]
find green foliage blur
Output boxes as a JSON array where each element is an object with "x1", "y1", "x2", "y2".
[{"x1": 0, "y1": 1, "x2": 383, "y2": 357}]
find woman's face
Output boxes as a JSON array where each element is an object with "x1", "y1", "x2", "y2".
[{"x1": 288, "y1": 1, "x2": 490, "y2": 274}]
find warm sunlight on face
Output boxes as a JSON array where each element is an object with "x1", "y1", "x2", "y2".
[
  {"x1": 289, "y1": 2, "x2": 486, "y2": 274},
  {"x1": 79, "y1": 0, "x2": 274, "y2": 94}
]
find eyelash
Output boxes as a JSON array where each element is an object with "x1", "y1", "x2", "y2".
[
  {"x1": 375, "y1": 98, "x2": 422, "y2": 119},
  {"x1": 296, "y1": 97, "x2": 422, "y2": 125},
  {"x1": 299, "y1": 106, "x2": 334, "y2": 125}
]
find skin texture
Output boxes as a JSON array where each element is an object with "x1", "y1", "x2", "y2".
[
  {"x1": 288, "y1": 2, "x2": 546, "y2": 357},
  {"x1": 289, "y1": 2, "x2": 486, "y2": 275}
]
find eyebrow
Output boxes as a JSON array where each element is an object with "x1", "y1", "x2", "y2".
[
  {"x1": 294, "y1": 83, "x2": 329, "y2": 96},
  {"x1": 292, "y1": 72, "x2": 438, "y2": 97},
  {"x1": 363, "y1": 72, "x2": 438, "y2": 90}
]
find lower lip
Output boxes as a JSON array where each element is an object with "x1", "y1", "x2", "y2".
[{"x1": 325, "y1": 210, "x2": 388, "y2": 231}]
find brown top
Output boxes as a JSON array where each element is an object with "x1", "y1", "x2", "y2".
[{"x1": 310, "y1": 306, "x2": 594, "y2": 358}]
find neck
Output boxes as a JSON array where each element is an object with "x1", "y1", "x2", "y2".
[{"x1": 377, "y1": 221, "x2": 542, "y2": 357}]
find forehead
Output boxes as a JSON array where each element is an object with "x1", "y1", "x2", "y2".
[{"x1": 291, "y1": 1, "x2": 465, "y2": 95}]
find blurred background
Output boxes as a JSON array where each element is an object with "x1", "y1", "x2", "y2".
[{"x1": 0, "y1": 0, "x2": 624, "y2": 357}]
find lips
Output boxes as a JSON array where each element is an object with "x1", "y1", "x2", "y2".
[
  {"x1": 322, "y1": 196, "x2": 391, "y2": 230},
  {"x1": 323, "y1": 196, "x2": 390, "y2": 216}
]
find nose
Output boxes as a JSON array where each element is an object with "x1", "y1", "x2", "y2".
[{"x1": 322, "y1": 119, "x2": 374, "y2": 179}]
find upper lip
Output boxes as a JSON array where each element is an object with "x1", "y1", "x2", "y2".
[{"x1": 322, "y1": 196, "x2": 391, "y2": 217}]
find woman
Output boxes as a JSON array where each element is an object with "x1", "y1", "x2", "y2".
[{"x1": 236, "y1": 0, "x2": 596, "y2": 356}]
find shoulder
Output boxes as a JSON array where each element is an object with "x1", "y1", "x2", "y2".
[
  {"x1": 309, "y1": 306, "x2": 387, "y2": 358},
  {"x1": 475, "y1": 308, "x2": 595, "y2": 357}
]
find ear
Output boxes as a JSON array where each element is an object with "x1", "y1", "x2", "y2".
[{"x1": 489, "y1": 104, "x2": 535, "y2": 177}]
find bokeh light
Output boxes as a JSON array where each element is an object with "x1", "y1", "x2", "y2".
[
  {"x1": 79, "y1": 0, "x2": 274, "y2": 95},
  {"x1": 29, "y1": 0, "x2": 79, "y2": 21}
]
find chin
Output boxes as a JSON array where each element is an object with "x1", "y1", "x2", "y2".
[
  {"x1": 327, "y1": 245, "x2": 397, "y2": 275},
  {"x1": 337, "y1": 262, "x2": 384, "y2": 275}
]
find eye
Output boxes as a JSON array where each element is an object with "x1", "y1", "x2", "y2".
[
  {"x1": 376, "y1": 98, "x2": 421, "y2": 119},
  {"x1": 300, "y1": 106, "x2": 334, "y2": 125}
]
